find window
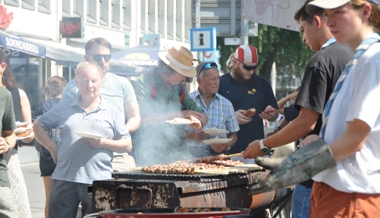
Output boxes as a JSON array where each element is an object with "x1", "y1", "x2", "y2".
[
  {"x1": 38, "y1": 0, "x2": 51, "y2": 14},
  {"x1": 111, "y1": 0, "x2": 120, "y2": 28},
  {"x1": 87, "y1": 0, "x2": 97, "y2": 24},
  {"x1": 167, "y1": 1, "x2": 174, "y2": 39},
  {"x1": 5, "y1": 0, "x2": 19, "y2": 7},
  {"x1": 140, "y1": 0, "x2": 147, "y2": 33},
  {"x1": 158, "y1": 0, "x2": 166, "y2": 36},
  {"x1": 22, "y1": 0, "x2": 35, "y2": 11},
  {"x1": 62, "y1": 1, "x2": 71, "y2": 17},
  {"x1": 148, "y1": 0, "x2": 156, "y2": 33},
  {"x1": 184, "y1": 0, "x2": 191, "y2": 42},
  {"x1": 74, "y1": 1, "x2": 84, "y2": 18},
  {"x1": 122, "y1": 0, "x2": 132, "y2": 31},
  {"x1": 175, "y1": 0, "x2": 183, "y2": 40},
  {"x1": 100, "y1": 0, "x2": 109, "y2": 26}
]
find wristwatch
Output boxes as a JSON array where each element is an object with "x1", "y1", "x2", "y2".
[
  {"x1": 259, "y1": 139, "x2": 271, "y2": 154},
  {"x1": 6, "y1": 141, "x2": 11, "y2": 151}
]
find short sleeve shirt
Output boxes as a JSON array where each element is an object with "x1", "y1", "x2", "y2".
[
  {"x1": 37, "y1": 97, "x2": 130, "y2": 184},
  {"x1": 218, "y1": 74, "x2": 278, "y2": 153},
  {"x1": 295, "y1": 42, "x2": 351, "y2": 136}
]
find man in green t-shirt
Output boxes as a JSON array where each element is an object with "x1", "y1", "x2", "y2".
[{"x1": 132, "y1": 46, "x2": 208, "y2": 166}]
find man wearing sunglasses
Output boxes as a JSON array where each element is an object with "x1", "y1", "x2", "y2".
[
  {"x1": 218, "y1": 44, "x2": 279, "y2": 162},
  {"x1": 61, "y1": 38, "x2": 140, "y2": 172},
  {"x1": 185, "y1": 62, "x2": 239, "y2": 156}
]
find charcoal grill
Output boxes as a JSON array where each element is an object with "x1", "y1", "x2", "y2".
[{"x1": 91, "y1": 168, "x2": 281, "y2": 214}]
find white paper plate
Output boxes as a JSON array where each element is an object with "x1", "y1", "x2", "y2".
[
  {"x1": 166, "y1": 118, "x2": 194, "y2": 125},
  {"x1": 202, "y1": 128, "x2": 229, "y2": 136},
  {"x1": 15, "y1": 121, "x2": 29, "y2": 127},
  {"x1": 76, "y1": 132, "x2": 103, "y2": 140},
  {"x1": 14, "y1": 127, "x2": 32, "y2": 134},
  {"x1": 202, "y1": 138, "x2": 232, "y2": 145}
]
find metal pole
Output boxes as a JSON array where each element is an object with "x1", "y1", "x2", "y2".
[{"x1": 240, "y1": 0, "x2": 249, "y2": 45}]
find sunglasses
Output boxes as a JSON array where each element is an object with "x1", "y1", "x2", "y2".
[
  {"x1": 236, "y1": 59, "x2": 258, "y2": 71},
  {"x1": 88, "y1": 54, "x2": 112, "y2": 62},
  {"x1": 197, "y1": 62, "x2": 218, "y2": 77}
]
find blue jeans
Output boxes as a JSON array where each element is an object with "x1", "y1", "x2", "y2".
[{"x1": 291, "y1": 184, "x2": 312, "y2": 218}]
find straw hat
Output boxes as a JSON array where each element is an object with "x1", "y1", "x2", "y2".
[{"x1": 158, "y1": 46, "x2": 196, "y2": 77}]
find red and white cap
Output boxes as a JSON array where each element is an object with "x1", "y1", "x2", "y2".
[{"x1": 226, "y1": 44, "x2": 258, "y2": 68}]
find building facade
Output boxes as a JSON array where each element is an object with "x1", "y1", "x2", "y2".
[{"x1": 1, "y1": 0, "x2": 193, "y2": 110}]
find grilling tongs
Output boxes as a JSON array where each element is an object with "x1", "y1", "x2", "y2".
[{"x1": 224, "y1": 153, "x2": 243, "y2": 158}]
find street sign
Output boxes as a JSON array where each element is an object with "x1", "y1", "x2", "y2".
[
  {"x1": 192, "y1": 0, "x2": 241, "y2": 37},
  {"x1": 224, "y1": 38, "x2": 241, "y2": 45},
  {"x1": 189, "y1": 27, "x2": 216, "y2": 52}
]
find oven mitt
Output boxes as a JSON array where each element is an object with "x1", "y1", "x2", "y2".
[{"x1": 248, "y1": 139, "x2": 336, "y2": 195}]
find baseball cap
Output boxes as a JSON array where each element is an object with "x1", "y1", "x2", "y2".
[
  {"x1": 307, "y1": 0, "x2": 379, "y2": 15},
  {"x1": 226, "y1": 44, "x2": 259, "y2": 69},
  {"x1": 235, "y1": 45, "x2": 258, "y2": 64}
]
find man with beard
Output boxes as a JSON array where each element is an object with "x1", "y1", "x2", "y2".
[
  {"x1": 61, "y1": 38, "x2": 140, "y2": 172},
  {"x1": 218, "y1": 45, "x2": 278, "y2": 160}
]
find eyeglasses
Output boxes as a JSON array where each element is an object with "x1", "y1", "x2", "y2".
[
  {"x1": 197, "y1": 62, "x2": 218, "y2": 77},
  {"x1": 236, "y1": 59, "x2": 258, "y2": 71},
  {"x1": 88, "y1": 54, "x2": 112, "y2": 62}
]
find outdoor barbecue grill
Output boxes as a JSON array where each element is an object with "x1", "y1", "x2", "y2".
[{"x1": 91, "y1": 168, "x2": 283, "y2": 215}]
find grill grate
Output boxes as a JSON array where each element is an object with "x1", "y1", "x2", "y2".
[{"x1": 112, "y1": 171, "x2": 239, "y2": 181}]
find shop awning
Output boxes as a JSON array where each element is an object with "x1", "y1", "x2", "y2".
[
  {"x1": 0, "y1": 30, "x2": 46, "y2": 57},
  {"x1": 27, "y1": 38, "x2": 140, "y2": 73}
]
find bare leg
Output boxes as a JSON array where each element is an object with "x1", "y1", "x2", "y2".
[{"x1": 42, "y1": 176, "x2": 53, "y2": 218}]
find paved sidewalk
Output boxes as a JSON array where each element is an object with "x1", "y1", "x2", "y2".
[{"x1": 22, "y1": 161, "x2": 45, "y2": 218}]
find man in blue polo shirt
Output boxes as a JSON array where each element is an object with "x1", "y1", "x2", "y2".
[{"x1": 218, "y1": 45, "x2": 278, "y2": 159}]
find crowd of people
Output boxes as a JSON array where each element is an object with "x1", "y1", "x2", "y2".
[{"x1": 0, "y1": 0, "x2": 379, "y2": 217}]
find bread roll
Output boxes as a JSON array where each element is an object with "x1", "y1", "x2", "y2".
[
  {"x1": 16, "y1": 132, "x2": 30, "y2": 137},
  {"x1": 243, "y1": 108, "x2": 256, "y2": 118}
]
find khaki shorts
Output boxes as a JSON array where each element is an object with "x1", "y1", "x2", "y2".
[
  {"x1": 112, "y1": 154, "x2": 136, "y2": 172},
  {"x1": 311, "y1": 181, "x2": 380, "y2": 218}
]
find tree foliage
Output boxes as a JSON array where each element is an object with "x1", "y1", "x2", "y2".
[{"x1": 218, "y1": 24, "x2": 313, "y2": 86}]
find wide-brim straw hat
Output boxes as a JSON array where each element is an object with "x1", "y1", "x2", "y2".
[{"x1": 158, "y1": 46, "x2": 196, "y2": 77}]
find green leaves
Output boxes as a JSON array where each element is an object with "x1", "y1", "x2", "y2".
[{"x1": 218, "y1": 24, "x2": 313, "y2": 81}]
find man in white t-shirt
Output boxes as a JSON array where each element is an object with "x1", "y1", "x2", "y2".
[{"x1": 61, "y1": 37, "x2": 140, "y2": 171}]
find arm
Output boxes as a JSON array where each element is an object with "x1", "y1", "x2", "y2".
[
  {"x1": 124, "y1": 100, "x2": 141, "y2": 133},
  {"x1": 19, "y1": 89, "x2": 34, "y2": 143},
  {"x1": 242, "y1": 107, "x2": 319, "y2": 158},
  {"x1": 0, "y1": 131, "x2": 16, "y2": 154},
  {"x1": 277, "y1": 90, "x2": 299, "y2": 114},
  {"x1": 302, "y1": 119, "x2": 370, "y2": 161},
  {"x1": 86, "y1": 137, "x2": 132, "y2": 153},
  {"x1": 33, "y1": 121, "x2": 58, "y2": 162}
]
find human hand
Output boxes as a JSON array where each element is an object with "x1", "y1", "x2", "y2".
[
  {"x1": 189, "y1": 115, "x2": 202, "y2": 130},
  {"x1": 182, "y1": 110, "x2": 203, "y2": 120},
  {"x1": 235, "y1": 110, "x2": 252, "y2": 125},
  {"x1": 86, "y1": 138, "x2": 103, "y2": 149},
  {"x1": 210, "y1": 142, "x2": 229, "y2": 153},
  {"x1": 242, "y1": 140, "x2": 263, "y2": 159},
  {"x1": 248, "y1": 139, "x2": 336, "y2": 195},
  {"x1": 259, "y1": 106, "x2": 277, "y2": 120},
  {"x1": 300, "y1": 135, "x2": 322, "y2": 147},
  {"x1": 0, "y1": 137, "x2": 9, "y2": 154}
]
